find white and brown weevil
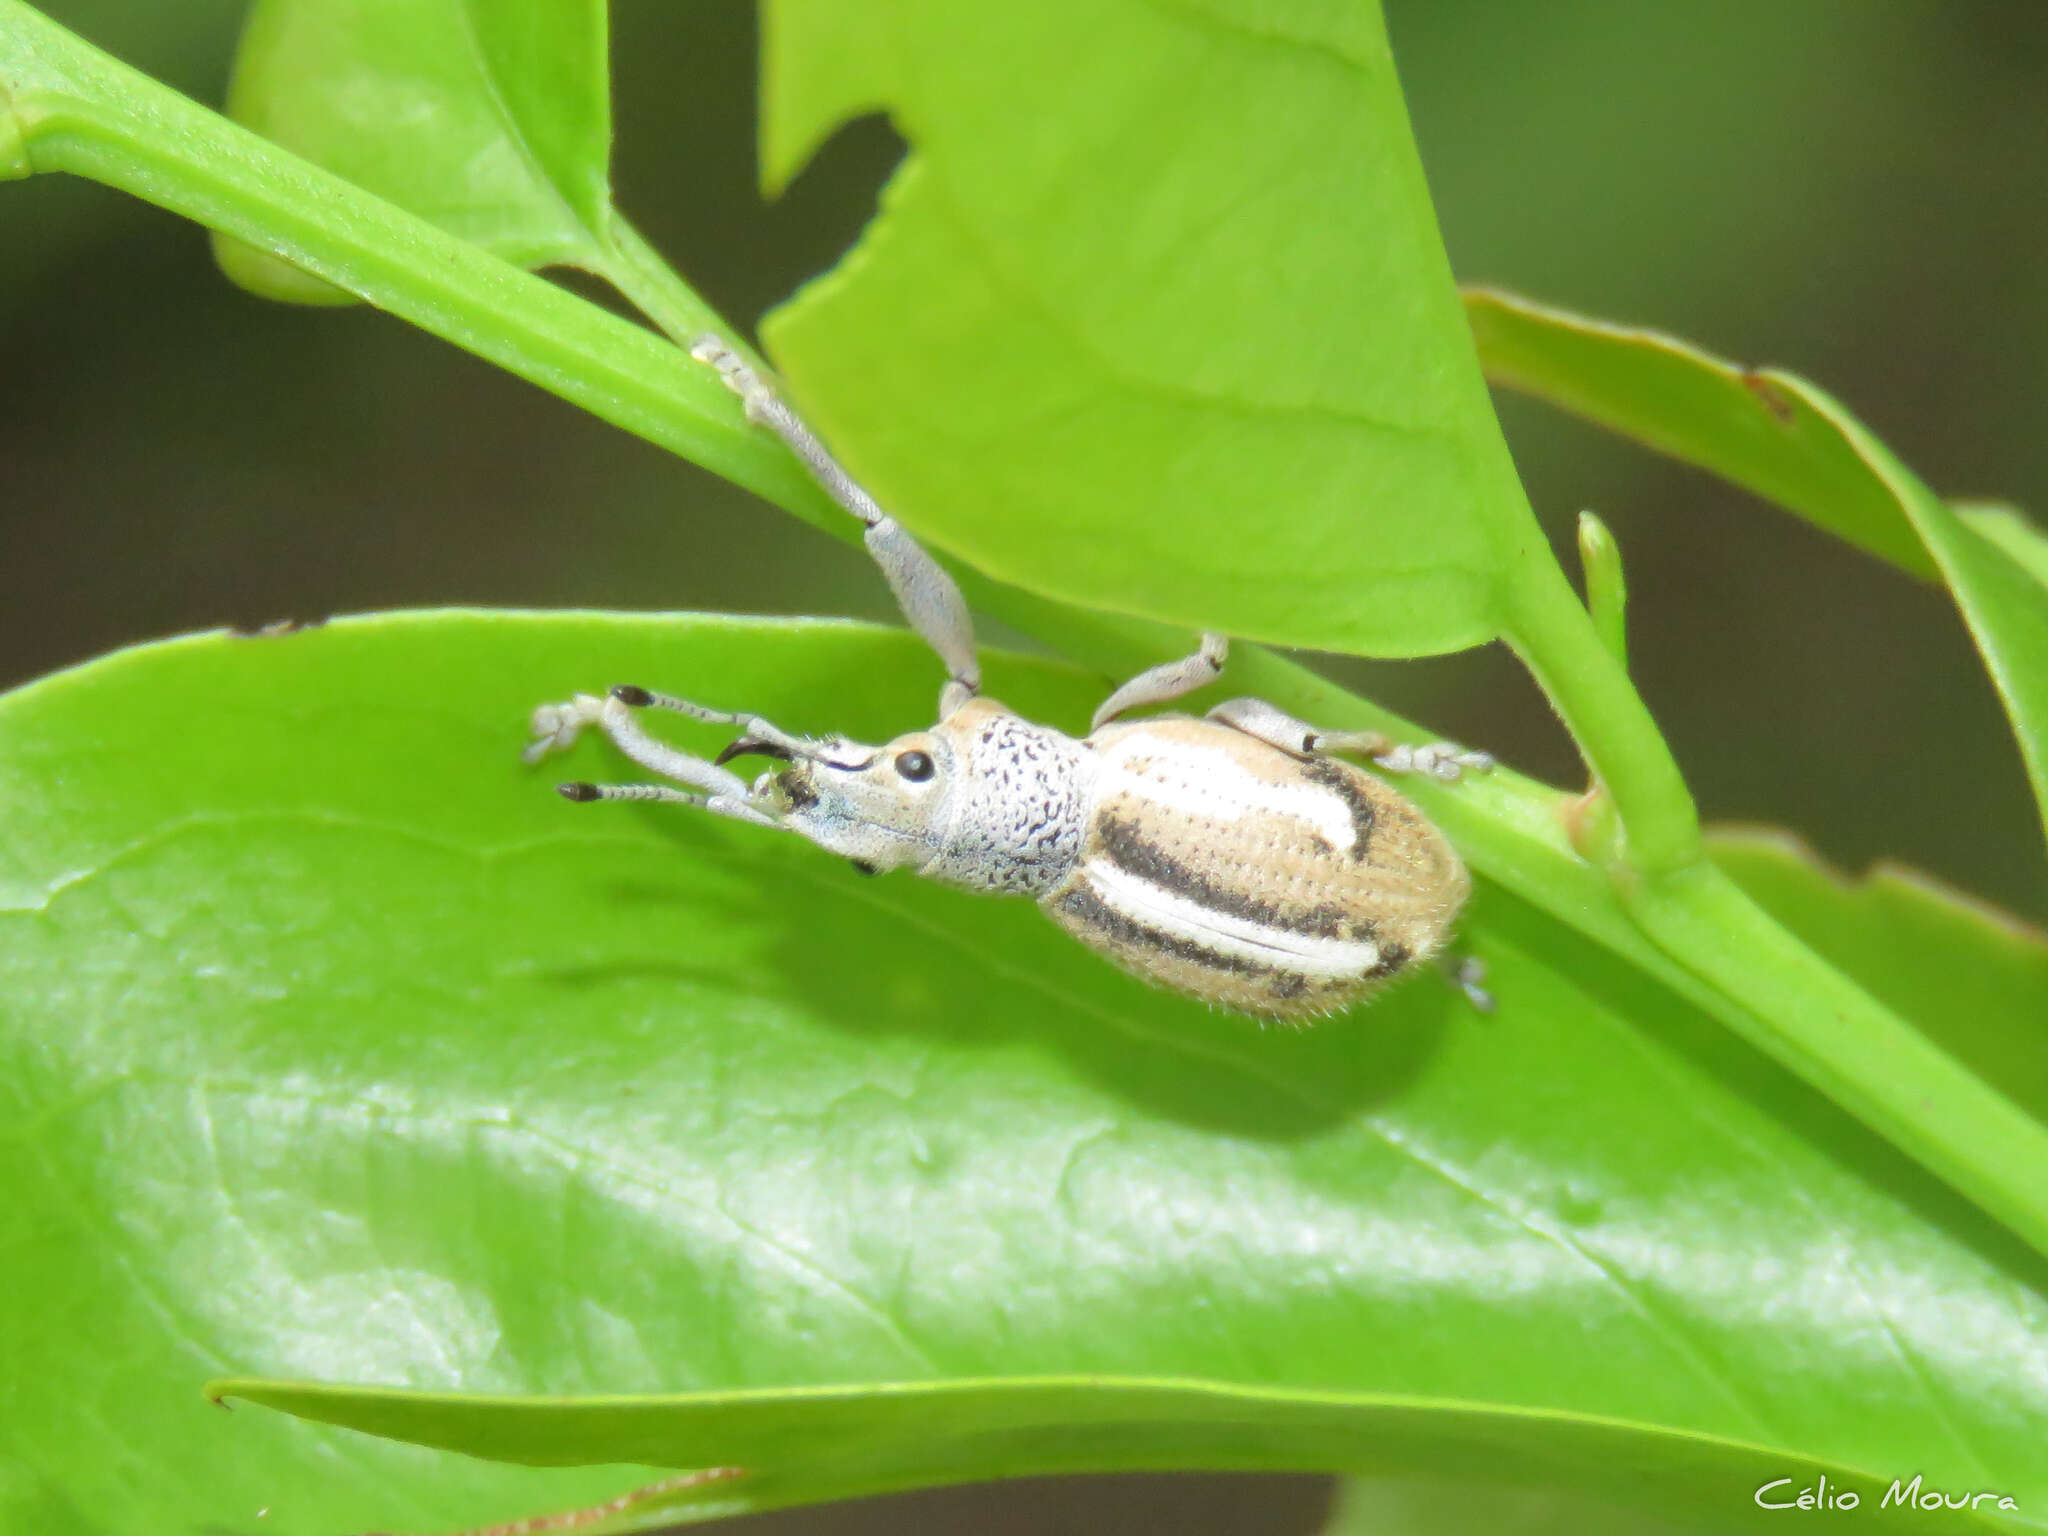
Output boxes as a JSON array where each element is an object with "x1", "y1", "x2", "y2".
[{"x1": 525, "y1": 337, "x2": 1494, "y2": 1021}]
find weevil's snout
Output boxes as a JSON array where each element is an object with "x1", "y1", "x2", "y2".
[{"x1": 760, "y1": 730, "x2": 958, "y2": 873}]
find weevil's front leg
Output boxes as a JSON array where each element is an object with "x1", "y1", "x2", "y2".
[
  {"x1": 524, "y1": 690, "x2": 778, "y2": 826},
  {"x1": 1208, "y1": 697, "x2": 1495, "y2": 782},
  {"x1": 1090, "y1": 632, "x2": 1230, "y2": 730},
  {"x1": 690, "y1": 335, "x2": 981, "y2": 719}
]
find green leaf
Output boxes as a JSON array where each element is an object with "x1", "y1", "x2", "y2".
[
  {"x1": 758, "y1": 0, "x2": 1534, "y2": 658},
  {"x1": 6, "y1": 614, "x2": 2046, "y2": 1531},
  {"x1": 1708, "y1": 829, "x2": 2048, "y2": 1128},
  {"x1": 10, "y1": 0, "x2": 2048, "y2": 1304},
  {"x1": 209, "y1": 1380, "x2": 2011, "y2": 1535},
  {"x1": 217, "y1": 0, "x2": 612, "y2": 301},
  {"x1": 1964, "y1": 503, "x2": 2048, "y2": 590},
  {"x1": 1465, "y1": 288, "x2": 1933, "y2": 579},
  {"x1": 0, "y1": 74, "x2": 27, "y2": 178},
  {"x1": 1465, "y1": 288, "x2": 2048, "y2": 852}
]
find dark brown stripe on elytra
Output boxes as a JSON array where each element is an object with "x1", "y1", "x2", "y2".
[
  {"x1": 1366, "y1": 942, "x2": 1410, "y2": 979},
  {"x1": 1057, "y1": 882, "x2": 1277, "y2": 979},
  {"x1": 1303, "y1": 759, "x2": 1377, "y2": 861},
  {"x1": 1093, "y1": 813, "x2": 1355, "y2": 940}
]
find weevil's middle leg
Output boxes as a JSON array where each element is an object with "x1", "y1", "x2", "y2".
[
  {"x1": 1091, "y1": 632, "x2": 1230, "y2": 729},
  {"x1": 1208, "y1": 697, "x2": 1495, "y2": 782},
  {"x1": 690, "y1": 335, "x2": 981, "y2": 718}
]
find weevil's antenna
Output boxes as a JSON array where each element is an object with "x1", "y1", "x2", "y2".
[
  {"x1": 690, "y1": 336, "x2": 981, "y2": 718},
  {"x1": 559, "y1": 782, "x2": 704, "y2": 805},
  {"x1": 556, "y1": 778, "x2": 784, "y2": 830}
]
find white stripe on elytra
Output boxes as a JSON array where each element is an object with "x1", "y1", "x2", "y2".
[
  {"x1": 1081, "y1": 859, "x2": 1381, "y2": 980},
  {"x1": 1098, "y1": 738, "x2": 1357, "y2": 851}
]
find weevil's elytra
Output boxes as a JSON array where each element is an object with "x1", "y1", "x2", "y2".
[
  {"x1": 526, "y1": 336, "x2": 1495, "y2": 1022},
  {"x1": 1049, "y1": 717, "x2": 1469, "y2": 1019}
]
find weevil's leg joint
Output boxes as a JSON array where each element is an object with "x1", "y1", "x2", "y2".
[
  {"x1": 1209, "y1": 698, "x2": 1494, "y2": 782},
  {"x1": 1091, "y1": 632, "x2": 1230, "y2": 730},
  {"x1": 1207, "y1": 696, "x2": 1356, "y2": 757},
  {"x1": 689, "y1": 332, "x2": 982, "y2": 717},
  {"x1": 863, "y1": 515, "x2": 981, "y2": 713},
  {"x1": 940, "y1": 677, "x2": 977, "y2": 720}
]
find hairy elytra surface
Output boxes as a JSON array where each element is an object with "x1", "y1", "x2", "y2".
[{"x1": 921, "y1": 703, "x2": 1469, "y2": 1021}]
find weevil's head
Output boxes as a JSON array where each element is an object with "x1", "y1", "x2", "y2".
[{"x1": 733, "y1": 724, "x2": 963, "y2": 876}]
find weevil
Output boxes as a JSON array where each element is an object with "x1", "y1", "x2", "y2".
[{"x1": 525, "y1": 337, "x2": 1494, "y2": 1021}]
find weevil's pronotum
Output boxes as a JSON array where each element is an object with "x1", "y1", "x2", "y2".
[{"x1": 526, "y1": 337, "x2": 1494, "y2": 1020}]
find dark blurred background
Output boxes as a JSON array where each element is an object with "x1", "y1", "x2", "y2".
[{"x1": 2, "y1": 2, "x2": 2044, "y2": 1530}]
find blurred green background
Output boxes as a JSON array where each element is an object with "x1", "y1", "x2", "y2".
[{"x1": 1, "y1": 2, "x2": 2044, "y2": 1531}]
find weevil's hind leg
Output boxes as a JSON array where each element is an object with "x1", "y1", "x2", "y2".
[
  {"x1": 524, "y1": 690, "x2": 776, "y2": 809},
  {"x1": 1208, "y1": 697, "x2": 1495, "y2": 782},
  {"x1": 1441, "y1": 953, "x2": 1495, "y2": 1013},
  {"x1": 690, "y1": 335, "x2": 981, "y2": 718},
  {"x1": 1090, "y1": 633, "x2": 1230, "y2": 730}
]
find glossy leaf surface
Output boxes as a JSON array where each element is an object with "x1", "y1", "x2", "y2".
[
  {"x1": 1708, "y1": 829, "x2": 2048, "y2": 1126},
  {"x1": 4, "y1": 613, "x2": 2045, "y2": 1532},
  {"x1": 757, "y1": 0, "x2": 1534, "y2": 657}
]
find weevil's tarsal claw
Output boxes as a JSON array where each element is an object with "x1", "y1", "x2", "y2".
[
  {"x1": 523, "y1": 692, "x2": 606, "y2": 764},
  {"x1": 1372, "y1": 741, "x2": 1496, "y2": 783}
]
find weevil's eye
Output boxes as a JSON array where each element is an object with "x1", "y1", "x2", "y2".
[{"x1": 894, "y1": 749, "x2": 936, "y2": 782}]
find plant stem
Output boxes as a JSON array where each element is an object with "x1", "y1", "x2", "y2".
[
  {"x1": 0, "y1": 0, "x2": 828, "y2": 530},
  {"x1": 1499, "y1": 551, "x2": 1701, "y2": 873},
  {"x1": 1491, "y1": 462, "x2": 2048, "y2": 1262},
  {"x1": 599, "y1": 213, "x2": 733, "y2": 354},
  {"x1": 1626, "y1": 862, "x2": 2048, "y2": 1261}
]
